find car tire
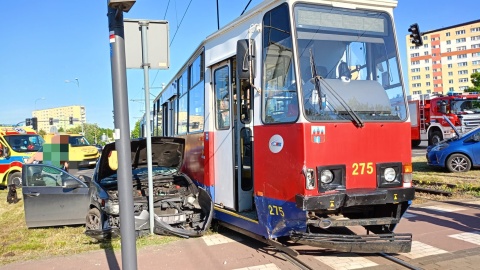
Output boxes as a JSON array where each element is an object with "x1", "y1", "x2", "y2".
[
  {"x1": 429, "y1": 131, "x2": 442, "y2": 146},
  {"x1": 8, "y1": 172, "x2": 22, "y2": 188},
  {"x1": 86, "y1": 208, "x2": 102, "y2": 231},
  {"x1": 446, "y1": 153, "x2": 471, "y2": 172},
  {"x1": 411, "y1": 140, "x2": 421, "y2": 147}
]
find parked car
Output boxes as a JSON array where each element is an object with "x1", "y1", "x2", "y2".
[
  {"x1": 21, "y1": 137, "x2": 213, "y2": 239},
  {"x1": 426, "y1": 116, "x2": 480, "y2": 172}
]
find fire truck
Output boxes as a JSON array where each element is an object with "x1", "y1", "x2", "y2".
[
  {"x1": 409, "y1": 92, "x2": 480, "y2": 146},
  {"x1": 0, "y1": 126, "x2": 44, "y2": 187}
]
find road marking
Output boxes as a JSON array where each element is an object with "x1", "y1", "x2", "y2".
[
  {"x1": 233, "y1": 263, "x2": 280, "y2": 270},
  {"x1": 402, "y1": 212, "x2": 417, "y2": 218},
  {"x1": 400, "y1": 241, "x2": 448, "y2": 259},
  {"x1": 419, "y1": 205, "x2": 466, "y2": 212},
  {"x1": 202, "y1": 233, "x2": 243, "y2": 246},
  {"x1": 314, "y1": 253, "x2": 377, "y2": 270},
  {"x1": 449, "y1": 232, "x2": 480, "y2": 245}
]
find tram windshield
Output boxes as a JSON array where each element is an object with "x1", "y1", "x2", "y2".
[{"x1": 294, "y1": 4, "x2": 407, "y2": 122}]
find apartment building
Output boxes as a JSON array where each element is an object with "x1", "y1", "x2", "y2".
[
  {"x1": 406, "y1": 19, "x2": 480, "y2": 95},
  {"x1": 32, "y1": 105, "x2": 85, "y2": 133}
]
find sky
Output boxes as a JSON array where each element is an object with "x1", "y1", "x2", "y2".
[{"x1": 1, "y1": 0, "x2": 478, "y2": 131}]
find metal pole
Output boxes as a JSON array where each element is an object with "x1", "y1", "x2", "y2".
[
  {"x1": 75, "y1": 78, "x2": 85, "y2": 136},
  {"x1": 107, "y1": 4, "x2": 137, "y2": 270},
  {"x1": 139, "y1": 21, "x2": 155, "y2": 235}
]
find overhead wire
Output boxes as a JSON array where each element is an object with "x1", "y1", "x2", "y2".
[{"x1": 151, "y1": 0, "x2": 193, "y2": 88}]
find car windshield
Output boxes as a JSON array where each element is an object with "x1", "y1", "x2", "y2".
[
  {"x1": 69, "y1": 136, "x2": 90, "y2": 147},
  {"x1": 451, "y1": 99, "x2": 480, "y2": 114},
  {"x1": 294, "y1": 4, "x2": 407, "y2": 122},
  {"x1": 4, "y1": 134, "x2": 44, "y2": 153},
  {"x1": 99, "y1": 166, "x2": 178, "y2": 186}
]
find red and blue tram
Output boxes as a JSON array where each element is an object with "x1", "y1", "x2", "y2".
[{"x1": 151, "y1": 0, "x2": 414, "y2": 253}]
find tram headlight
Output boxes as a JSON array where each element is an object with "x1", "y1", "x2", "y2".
[
  {"x1": 384, "y1": 168, "x2": 396, "y2": 182},
  {"x1": 320, "y1": 170, "x2": 334, "y2": 184}
]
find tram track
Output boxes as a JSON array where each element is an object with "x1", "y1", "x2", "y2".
[{"x1": 277, "y1": 246, "x2": 426, "y2": 270}]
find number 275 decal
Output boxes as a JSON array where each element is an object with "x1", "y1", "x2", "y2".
[
  {"x1": 352, "y1": 162, "x2": 374, "y2": 175},
  {"x1": 268, "y1": 205, "x2": 284, "y2": 216}
]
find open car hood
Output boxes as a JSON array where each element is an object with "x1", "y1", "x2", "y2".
[
  {"x1": 97, "y1": 137, "x2": 185, "y2": 181},
  {"x1": 443, "y1": 115, "x2": 461, "y2": 138}
]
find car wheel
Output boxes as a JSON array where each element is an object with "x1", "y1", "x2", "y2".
[
  {"x1": 8, "y1": 172, "x2": 22, "y2": 188},
  {"x1": 429, "y1": 131, "x2": 443, "y2": 146},
  {"x1": 411, "y1": 140, "x2": 421, "y2": 147},
  {"x1": 446, "y1": 154, "x2": 471, "y2": 172},
  {"x1": 86, "y1": 208, "x2": 102, "y2": 230}
]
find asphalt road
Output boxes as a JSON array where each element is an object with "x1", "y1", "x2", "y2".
[{"x1": 412, "y1": 141, "x2": 428, "y2": 157}]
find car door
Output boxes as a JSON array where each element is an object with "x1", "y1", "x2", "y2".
[
  {"x1": 22, "y1": 164, "x2": 90, "y2": 228},
  {"x1": 470, "y1": 130, "x2": 480, "y2": 165}
]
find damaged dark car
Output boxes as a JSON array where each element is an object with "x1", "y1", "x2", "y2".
[{"x1": 85, "y1": 137, "x2": 213, "y2": 240}]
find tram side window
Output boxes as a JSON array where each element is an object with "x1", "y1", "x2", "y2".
[
  {"x1": 189, "y1": 83, "x2": 204, "y2": 133},
  {"x1": 215, "y1": 66, "x2": 230, "y2": 129},
  {"x1": 177, "y1": 71, "x2": 189, "y2": 134},
  {"x1": 262, "y1": 3, "x2": 299, "y2": 124},
  {"x1": 188, "y1": 54, "x2": 205, "y2": 133}
]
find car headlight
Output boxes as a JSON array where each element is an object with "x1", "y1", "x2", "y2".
[
  {"x1": 384, "y1": 168, "x2": 396, "y2": 182},
  {"x1": 320, "y1": 170, "x2": 334, "y2": 184},
  {"x1": 104, "y1": 200, "x2": 120, "y2": 215},
  {"x1": 432, "y1": 143, "x2": 449, "y2": 151}
]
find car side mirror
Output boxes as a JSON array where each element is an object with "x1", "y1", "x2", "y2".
[
  {"x1": 63, "y1": 178, "x2": 83, "y2": 189},
  {"x1": 4, "y1": 147, "x2": 10, "y2": 158},
  {"x1": 473, "y1": 133, "x2": 480, "y2": 142}
]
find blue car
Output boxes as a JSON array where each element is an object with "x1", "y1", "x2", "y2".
[{"x1": 426, "y1": 116, "x2": 480, "y2": 172}]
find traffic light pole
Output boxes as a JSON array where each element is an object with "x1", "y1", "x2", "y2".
[{"x1": 107, "y1": 2, "x2": 137, "y2": 269}]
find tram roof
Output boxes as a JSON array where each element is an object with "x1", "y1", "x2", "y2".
[{"x1": 155, "y1": 0, "x2": 398, "y2": 103}]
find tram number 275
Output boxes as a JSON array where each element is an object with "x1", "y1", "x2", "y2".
[
  {"x1": 352, "y1": 162, "x2": 374, "y2": 175},
  {"x1": 268, "y1": 205, "x2": 284, "y2": 216}
]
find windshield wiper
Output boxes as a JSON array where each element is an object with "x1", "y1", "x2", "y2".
[{"x1": 308, "y1": 49, "x2": 364, "y2": 128}]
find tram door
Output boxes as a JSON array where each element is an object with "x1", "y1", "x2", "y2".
[
  {"x1": 213, "y1": 62, "x2": 235, "y2": 210},
  {"x1": 213, "y1": 59, "x2": 254, "y2": 212}
]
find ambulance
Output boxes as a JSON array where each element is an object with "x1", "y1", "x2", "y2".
[{"x1": 0, "y1": 126, "x2": 44, "y2": 187}]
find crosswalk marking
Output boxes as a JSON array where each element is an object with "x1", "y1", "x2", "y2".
[
  {"x1": 402, "y1": 212, "x2": 417, "y2": 218},
  {"x1": 400, "y1": 241, "x2": 448, "y2": 259},
  {"x1": 233, "y1": 263, "x2": 280, "y2": 270},
  {"x1": 419, "y1": 205, "x2": 466, "y2": 212},
  {"x1": 202, "y1": 233, "x2": 243, "y2": 246},
  {"x1": 314, "y1": 253, "x2": 378, "y2": 270},
  {"x1": 449, "y1": 232, "x2": 480, "y2": 245}
]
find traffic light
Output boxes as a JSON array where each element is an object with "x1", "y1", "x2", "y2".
[
  {"x1": 49, "y1": 118, "x2": 53, "y2": 125},
  {"x1": 31, "y1": 117, "x2": 38, "y2": 131},
  {"x1": 25, "y1": 118, "x2": 31, "y2": 126},
  {"x1": 69, "y1": 116, "x2": 73, "y2": 125},
  {"x1": 408, "y1": 23, "x2": 423, "y2": 47}
]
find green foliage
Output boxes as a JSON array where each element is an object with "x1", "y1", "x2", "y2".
[
  {"x1": 131, "y1": 119, "x2": 141, "y2": 139},
  {"x1": 66, "y1": 123, "x2": 114, "y2": 146},
  {"x1": 464, "y1": 72, "x2": 480, "y2": 92}
]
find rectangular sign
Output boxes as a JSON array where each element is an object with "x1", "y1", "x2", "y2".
[{"x1": 124, "y1": 19, "x2": 170, "y2": 70}]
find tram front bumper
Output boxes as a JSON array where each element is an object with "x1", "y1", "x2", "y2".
[
  {"x1": 290, "y1": 231, "x2": 412, "y2": 253},
  {"x1": 295, "y1": 187, "x2": 415, "y2": 211}
]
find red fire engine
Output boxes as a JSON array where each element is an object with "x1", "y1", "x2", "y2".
[{"x1": 409, "y1": 92, "x2": 480, "y2": 146}]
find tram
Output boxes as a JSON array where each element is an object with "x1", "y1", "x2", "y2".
[{"x1": 151, "y1": 0, "x2": 415, "y2": 253}]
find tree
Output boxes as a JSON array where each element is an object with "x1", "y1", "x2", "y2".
[
  {"x1": 465, "y1": 72, "x2": 480, "y2": 92},
  {"x1": 131, "y1": 119, "x2": 141, "y2": 139},
  {"x1": 66, "y1": 123, "x2": 114, "y2": 146}
]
